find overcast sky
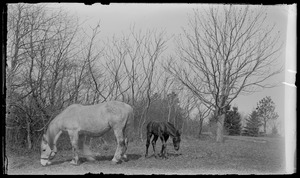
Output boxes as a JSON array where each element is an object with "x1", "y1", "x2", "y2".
[{"x1": 45, "y1": 3, "x2": 290, "y2": 132}]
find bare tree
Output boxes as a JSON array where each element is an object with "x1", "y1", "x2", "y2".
[
  {"x1": 179, "y1": 89, "x2": 212, "y2": 137},
  {"x1": 78, "y1": 22, "x2": 109, "y2": 104},
  {"x1": 195, "y1": 100, "x2": 212, "y2": 137},
  {"x1": 102, "y1": 27, "x2": 167, "y2": 140},
  {"x1": 103, "y1": 35, "x2": 132, "y2": 103},
  {"x1": 165, "y1": 6, "x2": 283, "y2": 142},
  {"x1": 159, "y1": 72, "x2": 175, "y2": 121},
  {"x1": 138, "y1": 29, "x2": 167, "y2": 140},
  {"x1": 179, "y1": 90, "x2": 196, "y2": 135},
  {"x1": 6, "y1": 4, "x2": 81, "y2": 148}
]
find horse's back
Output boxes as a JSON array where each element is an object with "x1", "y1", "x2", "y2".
[
  {"x1": 101, "y1": 101, "x2": 134, "y2": 127},
  {"x1": 57, "y1": 101, "x2": 133, "y2": 133},
  {"x1": 56, "y1": 104, "x2": 83, "y2": 122},
  {"x1": 77, "y1": 101, "x2": 132, "y2": 119},
  {"x1": 102, "y1": 101, "x2": 133, "y2": 115}
]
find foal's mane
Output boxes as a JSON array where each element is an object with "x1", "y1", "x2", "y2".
[{"x1": 165, "y1": 122, "x2": 178, "y2": 138}]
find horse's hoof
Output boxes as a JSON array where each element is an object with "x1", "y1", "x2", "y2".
[
  {"x1": 86, "y1": 156, "x2": 96, "y2": 162},
  {"x1": 121, "y1": 156, "x2": 129, "y2": 162},
  {"x1": 111, "y1": 160, "x2": 121, "y2": 165},
  {"x1": 69, "y1": 160, "x2": 79, "y2": 165},
  {"x1": 42, "y1": 161, "x2": 52, "y2": 166},
  {"x1": 111, "y1": 158, "x2": 121, "y2": 165}
]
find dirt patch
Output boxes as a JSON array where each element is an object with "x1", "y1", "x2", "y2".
[{"x1": 5, "y1": 136, "x2": 285, "y2": 175}]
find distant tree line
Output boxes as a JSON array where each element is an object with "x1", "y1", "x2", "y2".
[{"x1": 207, "y1": 96, "x2": 279, "y2": 138}]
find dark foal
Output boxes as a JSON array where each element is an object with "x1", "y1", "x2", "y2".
[{"x1": 145, "y1": 121, "x2": 181, "y2": 159}]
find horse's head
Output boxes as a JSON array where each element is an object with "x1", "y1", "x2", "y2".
[
  {"x1": 40, "y1": 134, "x2": 56, "y2": 166},
  {"x1": 172, "y1": 130, "x2": 181, "y2": 151}
]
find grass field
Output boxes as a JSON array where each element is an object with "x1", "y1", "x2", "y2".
[{"x1": 5, "y1": 135, "x2": 285, "y2": 175}]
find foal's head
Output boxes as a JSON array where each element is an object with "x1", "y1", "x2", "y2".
[
  {"x1": 172, "y1": 130, "x2": 181, "y2": 151},
  {"x1": 40, "y1": 134, "x2": 56, "y2": 166}
]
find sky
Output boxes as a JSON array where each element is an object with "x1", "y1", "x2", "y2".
[{"x1": 45, "y1": 3, "x2": 292, "y2": 133}]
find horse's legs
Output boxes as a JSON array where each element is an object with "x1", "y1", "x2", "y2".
[
  {"x1": 151, "y1": 135, "x2": 159, "y2": 158},
  {"x1": 145, "y1": 132, "x2": 152, "y2": 158},
  {"x1": 82, "y1": 136, "x2": 96, "y2": 161},
  {"x1": 112, "y1": 128, "x2": 126, "y2": 164},
  {"x1": 78, "y1": 134, "x2": 85, "y2": 151},
  {"x1": 121, "y1": 126, "x2": 129, "y2": 161},
  {"x1": 53, "y1": 130, "x2": 63, "y2": 155},
  {"x1": 121, "y1": 137, "x2": 128, "y2": 161},
  {"x1": 68, "y1": 130, "x2": 80, "y2": 165}
]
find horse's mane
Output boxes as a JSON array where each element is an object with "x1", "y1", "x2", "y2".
[{"x1": 44, "y1": 116, "x2": 60, "y2": 149}]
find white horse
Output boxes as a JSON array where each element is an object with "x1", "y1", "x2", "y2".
[{"x1": 40, "y1": 101, "x2": 134, "y2": 166}]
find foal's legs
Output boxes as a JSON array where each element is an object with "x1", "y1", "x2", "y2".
[
  {"x1": 145, "y1": 132, "x2": 152, "y2": 158},
  {"x1": 151, "y1": 135, "x2": 159, "y2": 158},
  {"x1": 160, "y1": 134, "x2": 169, "y2": 158},
  {"x1": 159, "y1": 135, "x2": 168, "y2": 159},
  {"x1": 68, "y1": 130, "x2": 80, "y2": 165}
]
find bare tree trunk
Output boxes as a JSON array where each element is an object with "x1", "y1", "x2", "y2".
[
  {"x1": 263, "y1": 120, "x2": 267, "y2": 134},
  {"x1": 139, "y1": 102, "x2": 150, "y2": 141},
  {"x1": 216, "y1": 114, "x2": 225, "y2": 143},
  {"x1": 139, "y1": 118, "x2": 147, "y2": 141},
  {"x1": 26, "y1": 121, "x2": 32, "y2": 149},
  {"x1": 181, "y1": 118, "x2": 185, "y2": 135},
  {"x1": 198, "y1": 117, "x2": 204, "y2": 137},
  {"x1": 167, "y1": 106, "x2": 171, "y2": 122},
  {"x1": 173, "y1": 106, "x2": 178, "y2": 126}
]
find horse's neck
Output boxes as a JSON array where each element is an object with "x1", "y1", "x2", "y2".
[{"x1": 46, "y1": 120, "x2": 62, "y2": 149}]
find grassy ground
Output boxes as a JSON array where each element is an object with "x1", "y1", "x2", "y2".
[{"x1": 5, "y1": 135, "x2": 285, "y2": 175}]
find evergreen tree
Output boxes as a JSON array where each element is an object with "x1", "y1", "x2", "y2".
[
  {"x1": 242, "y1": 110, "x2": 263, "y2": 137},
  {"x1": 224, "y1": 107, "x2": 242, "y2": 135},
  {"x1": 256, "y1": 96, "x2": 279, "y2": 134}
]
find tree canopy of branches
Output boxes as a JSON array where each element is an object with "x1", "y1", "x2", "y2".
[{"x1": 165, "y1": 5, "x2": 283, "y2": 142}]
